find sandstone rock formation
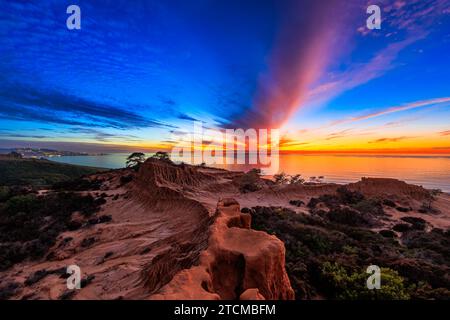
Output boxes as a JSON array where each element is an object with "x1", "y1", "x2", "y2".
[
  {"x1": 150, "y1": 198, "x2": 294, "y2": 300},
  {"x1": 347, "y1": 177, "x2": 432, "y2": 201},
  {"x1": 0, "y1": 159, "x2": 294, "y2": 300}
]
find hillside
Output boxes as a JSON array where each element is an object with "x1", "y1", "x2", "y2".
[{"x1": 0, "y1": 157, "x2": 105, "y2": 186}]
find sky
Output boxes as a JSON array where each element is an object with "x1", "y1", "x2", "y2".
[{"x1": 0, "y1": 0, "x2": 449, "y2": 154}]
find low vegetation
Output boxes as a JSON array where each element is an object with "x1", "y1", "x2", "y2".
[
  {"x1": 236, "y1": 168, "x2": 263, "y2": 193},
  {"x1": 0, "y1": 189, "x2": 107, "y2": 271},
  {"x1": 0, "y1": 157, "x2": 112, "y2": 271},
  {"x1": 0, "y1": 158, "x2": 103, "y2": 186},
  {"x1": 273, "y1": 172, "x2": 307, "y2": 185},
  {"x1": 247, "y1": 187, "x2": 450, "y2": 300}
]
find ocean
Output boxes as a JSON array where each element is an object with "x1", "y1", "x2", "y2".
[{"x1": 46, "y1": 153, "x2": 450, "y2": 192}]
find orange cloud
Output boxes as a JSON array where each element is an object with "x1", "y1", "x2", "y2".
[{"x1": 368, "y1": 136, "x2": 415, "y2": 144}]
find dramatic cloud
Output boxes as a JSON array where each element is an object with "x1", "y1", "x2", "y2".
[
  {"x1": 307, "y1": 33, "x2": 427, "y2": 105},
  {"x1": 65, "y1": 128, "x2": 142, "y2": 142},
  {"x1": 177, "y1": 113, "x2": 200, "y2": 122},
  {"x1": 0, "y1": 0, "x2": 448, "y2": 153},
  {"x1": 234, "y1": 0, "x2": 357, "y2": 129},
  {"x1": 0, "y1": 84, "x2": 176, "y2": 130},
  {"x1": 0, "y1": 133, "x2": 50, "y2": 139},
  {"x1": 304, "y1": 0, "x2": 450, "y2": 115}
]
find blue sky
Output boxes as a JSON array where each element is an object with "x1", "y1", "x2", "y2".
[{"x1": 0, "y1": 0, "x2": 449, "y2": 153}]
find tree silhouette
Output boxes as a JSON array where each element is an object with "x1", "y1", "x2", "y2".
[
  {"x1": 274, "y1": 172, "x2": 288, "y2": 184},
  {"x1": 290, "y1": 174, "x2": 304, "y2": 185},
  {"x1": 126, "y1": 152, "x2": 146, "y2": 168},
  {"x1": 151, "y1": 151, "x2": 171, "y2": 162}
]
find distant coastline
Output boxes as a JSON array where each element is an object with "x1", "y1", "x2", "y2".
[{"x1": 0, "y1": 147, "x2": 107, "y2": 158}]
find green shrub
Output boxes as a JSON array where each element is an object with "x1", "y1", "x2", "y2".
[
  {"x1": 0, "y1": 186, "x2": 10, "y2": 202},
  {"x1": 352, "y1": 198, "x2": 384, "y2": 216},
  {"x1": 0, "y1": 158, "x2": 102, "y2": 186},
  {"x1": 320, "y1": 262, "x2": 410, "y2": 300},
  {"x1": 250, "y1": 205, "x2": 448, "y2": 300},
  {"x1": 236, "y1": 170, "x2": 262, "y2": 193},
  {"x1": 3, "y1": 194, "x2": 40, "y2": 216},
  {"x1": 0, "y1": 191, "x2": 106, "y2": 270}
]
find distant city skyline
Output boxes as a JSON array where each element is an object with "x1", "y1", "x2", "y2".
[{"x1": 1, "y1": 0, "x2": 449, "y2": 154}]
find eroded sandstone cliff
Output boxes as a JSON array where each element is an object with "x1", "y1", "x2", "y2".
[
  {"x1": 0, "y1": 159, "x2": 294, "y2": 300},
  {"x1": 150, "y1": 198, "x2": 294, "y2": 300}
]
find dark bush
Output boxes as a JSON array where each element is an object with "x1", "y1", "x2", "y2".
[
  {"x1": 379, "y1": 230, "x2": 397, "y2": 238},
  {"x1": 393, "y1": 223, "x2": 411, "y2": 232},
  {"x1": 67, "y1": 220, "x2": 82, "y2": 231},
  {"x1": 382, "y1": 199, "x2": 396, "y2": 207},
  {"x1": 120, "y1": 174, "x2": 133, "y2": 185},
  {"x1": 98, "y1": 215, "x2": 112, "y2": 223},
  {"x1": 336, "y1": 187, "x2": 365, "y2": 205},
  {"x1": 392, "y1": 223, "x2": 411, "y2": 232},
  {"x1": 289, "y1": 200, "x2": 305, "y2": 207},
  {"x1": 317, "y1": 194, "x2": 341, "y2": 208},
  {"x1": 81, "y1": 237, "x2": 96, "y2": 248},
  {"x1": 307, "y1": 197, "x2": 320, "y2": 208},
  {"x1": 88, "y1": 214, "x2": 112, "y2": 225},
  {"x1": 94, "y1": 197, "x2": 107, "y2": 207},
  {"x1": 0, "y1": 282, "x2": 20, "y2": 299},
  {"x1": 402, "y1": 229, "x2": 450, "y2": 265},
  {"x1": 351, "y1": 199, "x2": 384, "y2": 216},
  {"x1": 0, "y1": 191, "x2": 106, "y2": 270},
  {"x1": 236, "y1": 170, "x2": 262, "y2": 193},
  {"x1": 80, "y1": 275, "x2": 95, "y2": 288},
  {"x1": 59, "y1": 290, "x2": 76, "y2": 300},
  {"x1": 25, "y1": 269, "x2": 49, "y2": 286},
  {"x1": 0, "y1": 186, "x2": 10, "y2": 202},
  {"x1": 400, "y1": 217, "x2": 427, "y2": 230},
  {"x1": 327, "y1": 207, "x2": 371, "y2": 227},
  {"x1": 249, "y1": 205, "x2": 450, "y2": 300}
]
